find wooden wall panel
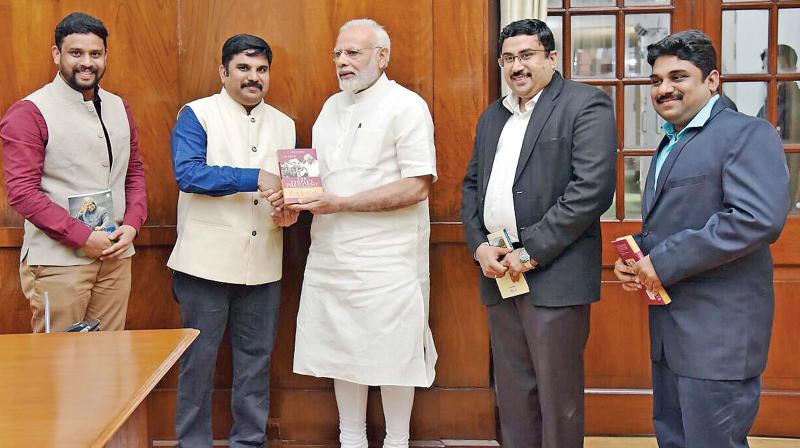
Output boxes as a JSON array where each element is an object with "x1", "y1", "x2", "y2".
[
  {"x1": 429, "y1": 243, "x2": 491, "y2": 387},
  {"x1": 177, "y1": 0, "x2": 433, "y2": 149},
  {"x1": 763, "y1": 281, "x2": 800, "y2": 390},
  {"x1": 0, "y1": 249, "x2": 30, "y2": 333},
  {"x1": 584, "y1": 281, "x2": 651, "y2": 390},
  {"x1": 3, "y1": 0, "x2": 799, "y2": 442},
  {"x1": 0, "y1": 0, "x2": 499, "y2": 443},
  {"x1": 586, "y1": 391, "x2": 800, "y2": 438},
  {"x1": 432, "y1": 0, "x2": 499, "y2": 222},
  {"x1": 0, "y1": 0, "x2": 179, "y2": 227}
]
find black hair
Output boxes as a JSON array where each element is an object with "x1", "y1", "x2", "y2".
[
  {"x1": 221, "y1": 34, "x2": 272, "y2": 70},
  {"x1": 498, "y1": 19, "x2": 555, "y2": 54},
  {"x1": 761, "y1": 44, "x2": 798, "y2": 69},
  {"x1": 646, "y1": 29, "x2": 717, "y2": 79},
  {"x1": 55, "y1": 12, "x2": 108, "y2": 49}
]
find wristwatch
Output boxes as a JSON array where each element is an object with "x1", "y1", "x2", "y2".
[{"x1": 519, "y1": 248, "x2": 534, "y2": 270}]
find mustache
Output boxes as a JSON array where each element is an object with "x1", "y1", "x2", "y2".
[
  {"x1": 241, "y1": 81, "x2": 263, "y2": 90},
  {"x1": 511, "y1": 70, "x2": 531, "y2": 78},
  {"x1": 74, "y1": 65, "x2": 98, "y2": 73},
  {"x1": 657, "y1": 93, "x2": 683, "y2": 103}
]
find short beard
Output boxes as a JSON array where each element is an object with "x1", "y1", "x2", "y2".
[
  {"x1": 62, "y1": 65, "x2": 103, "y2": 94},
  {"x1": 338, "y1": 58, "x2": 382, "y2": 93}
]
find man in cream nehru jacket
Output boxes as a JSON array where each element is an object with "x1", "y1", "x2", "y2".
[
  {"x1": 168, "y1": 34, "x2": 297, "y2": 447},
  {"x1": 0, "y1": 12, "x2": 147, "y2": 333},
  {"x1": 286, "y1": 18, "x2": 437, "y2": 448}
]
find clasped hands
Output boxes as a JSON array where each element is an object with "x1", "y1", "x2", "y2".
[
  {"x1": 475, "y1": 244, "x2": 536, "y2": 282},
  {"x1": 79, "y1": 224, "x2": 137, "y2": 260},
  {"x1": 613, "y1": 255, "x2": 663, "y2": 292}
]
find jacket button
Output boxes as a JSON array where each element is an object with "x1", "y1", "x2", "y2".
[
  {"x1": 254, "y1": 199, "x2": 259, "y2": 206},
  {"x1": 515, "y1": 190, "x2": 524, "y2": 194},
  {"x1": 642, "y1": 231, "x2": 650, "y2": 237},
  {"x1": 520, "y1": 226, "x2": 526, "y2": 231},
  {"x1": 251, "y1": 146, "x2": 257, "y2": 152},
  {"x1": 252, "y1": 231, "x2": 257, "y2": 236}
]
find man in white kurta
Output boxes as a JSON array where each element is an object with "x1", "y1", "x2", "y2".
[{"x1": 288, "y1": 19, "x2": 436, "y2": 448}]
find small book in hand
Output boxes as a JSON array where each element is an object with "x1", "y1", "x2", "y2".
[
  {"x1": 611, "y1": 235, "x2": 671, "y2": 305},
  {"x1": 277, "y1": 149, "x2": 323, "y2": 204},
  {"x1": 68, "y1": 189, "x2": 116, "y2": 233},
  {"x1": 487, "y1": 229, "x2": 530, "y2": 299}
]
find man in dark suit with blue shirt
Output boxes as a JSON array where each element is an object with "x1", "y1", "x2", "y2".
[{"x1": 614, "y1": 30, "x2": 790, "y2": 448}]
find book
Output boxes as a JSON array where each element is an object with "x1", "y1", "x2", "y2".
[
  {"x1": 277, "y1": 149, "x2": 323, "y2": 204},
  {"x1": 487, "y1": 229, "x2": 530, "y2": 299},
  {"x1": 68, "y1": 189, "x2": 116, "y2": 233},
  {"x1": 611, "y1": 235, "x2": 672, "y2": 305}
]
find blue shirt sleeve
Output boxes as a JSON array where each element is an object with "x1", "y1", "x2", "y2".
[{"x1": 171, "y1": 106, "x2": 260, "y2": 196}]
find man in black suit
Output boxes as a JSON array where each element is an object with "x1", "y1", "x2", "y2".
[
  {"x1": 461, "y1": 19, "x2": 616, "y2": 448},
  {"x1": 614, "y1": 30, "x2": 790, "y2": 448}
]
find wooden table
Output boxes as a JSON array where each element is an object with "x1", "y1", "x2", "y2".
[{"x1": 0, "y1": 329, "x2": 198, "y2": 447}]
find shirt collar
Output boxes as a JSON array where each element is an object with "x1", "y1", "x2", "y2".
[
  {"x1": 662, "y1": 94, "x2": 720, "y2": 139},
  {"x1": 502, "y1": 89, "x2": 542, "y2": 115},
  {"x1": 52, "y1": 73, "x2": 101, "y2": 104},
  {"x1": 219, "y1": 86, "x2": 265, "y2": 116}
]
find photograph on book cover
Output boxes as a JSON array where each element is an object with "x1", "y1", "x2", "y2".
[
  {"x1": 278, "y1": 148, "x2": 324, "y2": 204},
  {"x1": 279, "y1": 149, "x2": 320, "y2": 178},
  {"x1": 68, "y1": 190, "x2": 116, "y2": 232}
]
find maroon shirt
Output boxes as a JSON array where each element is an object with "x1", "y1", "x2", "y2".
[{"x1": 0, "y1": 99, "x2": 147, "y2": 249}]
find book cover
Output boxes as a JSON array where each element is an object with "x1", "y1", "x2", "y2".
[
  {"x1": 277, "y1": 149, "x2": 323, "y2": 204},
  {"x1": 487, "y1": 229, "x2": 530, "y2": 299},
  {"x1": 68, "y1": 189, "x2": 116, "y2": 233},
  {"x1": 611, "y1": 235, "x2": 672, "y2": 305}
]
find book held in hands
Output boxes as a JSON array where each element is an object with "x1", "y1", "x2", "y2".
[
  {"x1": 277, "y1": 149, "x2": 323, "y2": 204},
  {"x1": 611, "y1": 235, "x2": 672, "y2": 305},
  {"x1": 68, "y1": 189, "x2": 116, "y2": 232},
  {"x1": 487, "y1": 229, "x2": 530, "y2": 299}
]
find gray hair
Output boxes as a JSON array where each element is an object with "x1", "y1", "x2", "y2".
[{"x1": 340, "y1": 19, "x2": 391, "y2": 50}]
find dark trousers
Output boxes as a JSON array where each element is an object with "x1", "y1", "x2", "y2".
[
  {"x1": 652, "y1": 359, "x2": 761, "y2": 448},
  {"x1": 172, "y1": 271, "x2": 281, "y2": 448},
  {"x1": 488, "y1": 298, "x2": 591, "y2": 448}
]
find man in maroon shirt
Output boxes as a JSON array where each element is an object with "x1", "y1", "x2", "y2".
[{"x1": 0, "y1": 12, "x2": 147, "y2": 332}]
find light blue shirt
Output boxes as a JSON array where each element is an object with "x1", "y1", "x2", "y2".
[{"x1": 653, "y1": 94, "x2": 720, "y2": 190}]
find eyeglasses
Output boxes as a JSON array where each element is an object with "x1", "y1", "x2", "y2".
[
  {"x1": 497, "y1": 50, "x2": 549, "y2": 67},
  {"x1": 332, "y1": 47, "x2": 382, "y2": 61}
]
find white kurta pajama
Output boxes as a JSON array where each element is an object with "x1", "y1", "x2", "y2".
[{"x1": 293, "y1": 74, "x2": 437, "y2": 387}]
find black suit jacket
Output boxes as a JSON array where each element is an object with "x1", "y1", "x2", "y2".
[
  {"x1": 638, "y1": 97, "x2": 790, "y2": 380},
  {"x1": 461, "y1": 72, "x2": 616, "y2": 307}
]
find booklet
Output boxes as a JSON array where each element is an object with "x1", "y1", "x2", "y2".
[
  {"x1": 277, "y1": 148, "x2": 324, "y2": 204},
  {"x1": 611, "y1": 235, "x2": 672, "y2": 305},
  {"x1": 487, "y1": 228, "x2": 530, "y2": 299},
  {"x1": 68, "y1": 189, "x2": 116, "y2": 233}
]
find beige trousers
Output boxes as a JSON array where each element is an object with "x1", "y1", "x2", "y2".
[{"x1": 20, "y1": 257, "x2": 132, "y2": 333}]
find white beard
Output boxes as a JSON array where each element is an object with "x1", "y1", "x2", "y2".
[{"x1": 338, "y1": 57, "x2": 381, "y2": 93}]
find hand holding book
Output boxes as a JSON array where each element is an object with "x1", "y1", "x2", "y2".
[
  {"x1": 475, "y1": 242, "x2": 512, "y2": 279},
  {"x1": 612, "y1": 235, "x2": 671, "y2": 305},
  {"x1": 485, "y1": 229, "x2": 530, "y2": 299}
]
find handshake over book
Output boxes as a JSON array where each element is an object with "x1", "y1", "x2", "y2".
[{"x1": 277, "y1": 148, "x2": 324, "y2": 204}]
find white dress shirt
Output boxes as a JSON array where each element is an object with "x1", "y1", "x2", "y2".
[{"x1": 483, "y1": 90, "x2": 541, "y2": 243}]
